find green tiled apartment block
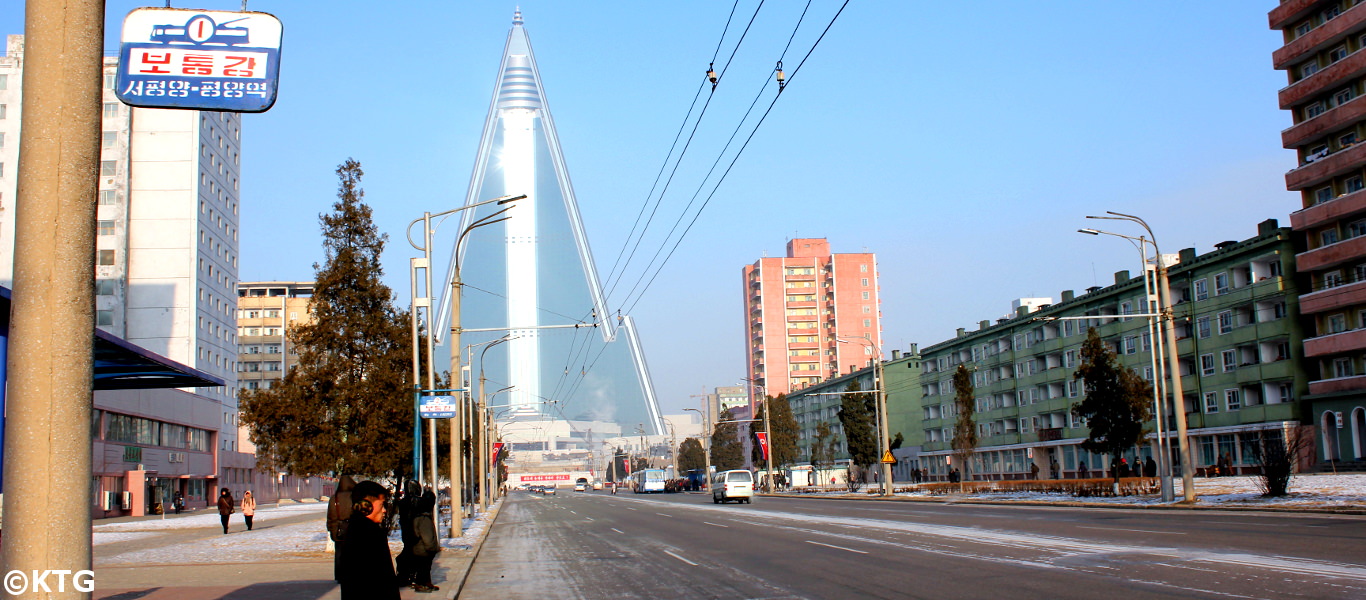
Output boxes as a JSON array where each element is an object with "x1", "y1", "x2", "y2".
[
  {"x1": 788, "y1": 350, "x2": 923, "y2": 480},
  {"x1": 911, "y1": 220, "x2": 1305, "y2": 481}
]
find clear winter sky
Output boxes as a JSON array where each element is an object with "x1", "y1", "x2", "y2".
[{"x1": 4, "y1": 2, "x2": 1297, "y2": 415}]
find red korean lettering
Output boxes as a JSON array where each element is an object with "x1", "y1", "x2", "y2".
[
  {"x1": 222, "y1": 56, "x2": 257, "y2": 78},
  {"x1": 181, "y1": 54, "x2": 214, "y2": 76},
  {"x1": 137, "y1": 52, "x2": 172, "y2": 74}
]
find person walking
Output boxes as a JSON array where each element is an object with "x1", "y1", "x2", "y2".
[
  {"x1": 338, "y1": 480, "x2": 401, "y2": 600},
  {"x1": 173, "y1": 491, "x2": 184, "y2": 515},
  {"x1": 217, "y1": 488, "x2": 234, "y2": 534},
  {"x1": 327, "y1": 475, "x2": 358, "y2": 584},
  {"x1": 1145, "y1": 456, "x2": 1158, "y2": 478},
  {"x1": 241, "y1": 490, "x2": 257, "y2": 531},
  {"x1": 410, "y1": 488, "x2": 442, "y2": 593}
]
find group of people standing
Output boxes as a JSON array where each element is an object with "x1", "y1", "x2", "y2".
[
  {"x1": 215, "y1": 488, "x2": 256, "y2": 534},
  {"x1": 327, "y1": 475, "x2": 443, "y2": 598}
]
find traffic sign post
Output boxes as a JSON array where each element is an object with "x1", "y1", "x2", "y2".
[
  {"x1": 115, "y1": 8, "x2": 283, "y2": 112},
  {"x1": 419, "y1": 394, "x2": 458, "y2": 420}
]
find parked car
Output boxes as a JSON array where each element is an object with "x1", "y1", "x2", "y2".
[
  {"x1": 574, "y1": 483, "x2": 586, "y2": 492},
  {"x1": 543, "y1": 485, "x2": 557, "y2": 495},
  {"x1": 712, "y1": 469, "x2": 754, "y2": 504}
]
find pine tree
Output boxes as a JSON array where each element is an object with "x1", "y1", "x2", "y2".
[
  {"x1": 239, "y1": 159, "x2": 414, "y2": 478},
  {"x1": 1073, "y1": 327, "x2": 1152, "y2": 488},
  {"x1": 710, "y1": 408, "x2": 744, "y2": 471},
  {"x1": 748, "y1": 395, "x2": 799, "y2": 469},
  {"x1": 951, "y1": 364, "x2": 977, "y2": 482},
  {"x1": 838, "y1": 381, "x2": 878, "y2": 477},
  {"x1": 678, "y1": 437, "x2": 706, "y2": 472}
]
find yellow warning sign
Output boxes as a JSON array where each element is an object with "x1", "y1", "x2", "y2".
[{"x1": 881, "y1": 450, "x2": 896, "y2": 464}]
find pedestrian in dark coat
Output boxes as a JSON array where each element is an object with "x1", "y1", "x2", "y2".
[
  {"x1": 217, "y1": 488, "x2": 234, "y2": 534},
  {"x1": 339, "y1": 480, "x2": 401, "y2": 600},
  {"x1": 395, "y1": 480, "x2": 422, "y2": 587},
  {"x1": 327, "y1": 475, "x2": 358, "y2": 584},
  {"x1": 1144, "y1": 457, "x2": 1158, "y2": 478},
  {"x1": 410, "y1": 489, "x2": 442, "y2": 593}
]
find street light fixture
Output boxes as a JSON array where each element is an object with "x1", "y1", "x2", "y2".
[
  {"x1": 407, "y1": 193, "x2": 524, "y2": 538},
  {"x1": 683, "y1": 407, "x2": 712, "y2": 490},
  {"x1": 1077, "y1": 227, "x2": 1174, "y2": 502},
  {"x1": 836, "y1": 335, "x2": 893, "y2": 496},
  {"x1": 743, "y1": 378, "x2": 775, "y2": 494},
  {"x1": 1084, "y1": 211, "x2": 1195, "y2": 502}
]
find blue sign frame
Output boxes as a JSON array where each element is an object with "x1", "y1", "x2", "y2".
[
  {"x1": 419, "y1": 395, "x2": 457, "y2": 420},
  {"x1": 115, "y1": 9, "x2": 283, "y2": 113}
]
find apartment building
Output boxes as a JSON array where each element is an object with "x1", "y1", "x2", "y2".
[
  {"x1": 916, "y1": 220, "x2": 1305, "y2": 480},
  {"x1": 1269, "y1": 0, "x2": 1366, "y2": 463},
  {"x1": 0, "y1": 34, "x2": 254, "y2": 515},
  {"x1": 743, "y1": 238, "x2": 882, "y2": 405},
  {"x1": 787, "y1": 347, "x2": 922, "y2": 482}
]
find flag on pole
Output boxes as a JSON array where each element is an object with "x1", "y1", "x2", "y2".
[
  {"x1": 623, "y1": 457, "x2": 632, "y2": 475},
  {"x1": 491, "y1": 442, "x2": 505, "y2": 467},
  {"x1": 756, "y1": 432, "x2": 770, "y2": 461}
]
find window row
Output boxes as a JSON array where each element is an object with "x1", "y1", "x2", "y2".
[{"x1": 101, "y1": 411, "x2": 211, "y2": 451}]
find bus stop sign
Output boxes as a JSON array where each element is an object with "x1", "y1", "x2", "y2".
[{"x1": 115, "y1": 8, "x2": 283, "y2": 112}]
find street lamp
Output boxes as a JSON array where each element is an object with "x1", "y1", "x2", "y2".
[
  {"x1": 407, "y1": 192, "x2": 524, "y2": 538},
  {"x1": 467, "y1": 335, "x2": 514, "y2": 510},
  {"x1": 485, "y1": 385, "x2": 514, "y2": 502},
  {"x1": 743, "y1": 378, "x2": 775, "y2": 493},
  {"x1": 836, "y1": 335, "x2": 893, "y2": 496},
  {"x1": 1085, "y1": 211, "x2": 1196, "y2": 502},
  {"x1": 683, "y1": 407, "x2": 712, "y2": 490},
  {"x1": 1077, "y1": 227, "x2": 1173, "y2": 502}
]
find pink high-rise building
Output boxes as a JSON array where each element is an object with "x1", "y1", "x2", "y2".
[{"x1": 743, "y1": 238, "x2": 882, "y2": 405}]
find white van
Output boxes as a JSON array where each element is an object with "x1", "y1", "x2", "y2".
[{"x1": 712, "y1": 470, "x2": 754, "y2": 504}]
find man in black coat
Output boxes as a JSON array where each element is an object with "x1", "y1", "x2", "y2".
[
  {"x1": 339, "y1": 480, "x2": 400, "y2": 600},
  {"x1": 395, "y1": 479, "x2": 422, "y2": 587}
]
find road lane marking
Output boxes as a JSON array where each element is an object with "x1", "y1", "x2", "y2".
[
  {"x1": 1077, "y1": 526, "x2": 1185, "y2": 536},
  {"x1": 585, "y1": 517, "x2": 594, "y2": 521},
  {"x1": 655, "y1": 513, "x2": 673, "y2": 518},
  {"x1": 702, "y1": 521, "x2": 729, "y2": 528},
  {"x1": 611, "y1": 528, "x2": 624, "y2": 534},
  {"x1": 806, "y1": 541, "x2": 868, "y2": 554},
  {"x1": 664, "y1": 550, "x2": 698, "y2": 566}
]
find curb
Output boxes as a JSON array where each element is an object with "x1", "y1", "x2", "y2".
[
  {"x1": 445, "y1": 499, "x2": 504, "y2": 599},
  {"x1": 755, "y1": 492, "x2": 1366, "y2": 515}
]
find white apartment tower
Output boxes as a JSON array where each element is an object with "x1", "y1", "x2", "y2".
[{"x1": 0, "y1": 35, "x2": 246, "y2": 475}]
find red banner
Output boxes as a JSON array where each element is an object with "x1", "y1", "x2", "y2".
[
  {"x1": 491, "y1": 442, "x2": 505, "y2": 467},
  {"x1": 519, "y1": 474, "x2": 570, "y2": 482},
  {"x1": 756, "y1": 432, "x2": 770, "y2": 461},
  {"x1": 623, "y1": 457, "x2": 631, "y2": 475}
]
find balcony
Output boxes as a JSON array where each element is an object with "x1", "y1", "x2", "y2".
[
  {"x1": 1279, "y1": 45, "x2": 1366, "y2": 111},
  {"x1": 1273, "y1": 2, "x2": 1366, "y2": 69},
  {"x1": 1302, "y1": 277, "x2": 1366, "y2": 315},
  {"x1": 1291, "y1": 187, "x2": 1366, "y2": 230},
  {"x1": 785, "y1": 286, "x2": 815, "y2": 295},
  {"x1": 1282, "y1": 94, "x2": 1366, "y2": 149},
  {"x1": 1270, "y1": 0, "x2": 1329, "y2": 30},
  {"x1": 1309, "y1": 373, "x2": 1366, "y2": 395},
  {"x1": 784, "y1": 274, "x2": 817, "y2": 282},
  {"x1": 786, "y1": 300, "x2": 817, "y2": 309},
  {"x1": 1304, "y1": 327, "x2": 1366, "y2": 358},
  {"x1": 1296, "y1": 232, "x2": 1366, "y2": 272},
  {"x1": 1285, "y1": 140, "x2": 1366, "y2": 190}
]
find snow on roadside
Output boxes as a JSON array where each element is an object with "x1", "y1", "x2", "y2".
[
  {"x1": 96, "y1": 499, "x2": 502, "y2": 566},
  {"x1": 862, "y1": 473, "x2": 1366, "y2": 509},
  {"x1": 93, "y1": 501, "x2": 327, "y2": 532}
]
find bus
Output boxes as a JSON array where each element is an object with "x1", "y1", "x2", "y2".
[{"x1": 629, "y1": 468, "x2": 667, "y2": 493}]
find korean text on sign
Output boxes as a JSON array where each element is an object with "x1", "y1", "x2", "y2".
[{"x1": 128, "y1": 49, "x2": 269, "y2": 79}]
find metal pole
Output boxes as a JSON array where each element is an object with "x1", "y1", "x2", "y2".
[
  {"x1": 762, "y1": 391, "x2": 773, "y2": 493},
  {"x1": 409, "y1": 258, "x2": 423, "y2": 482},
  {"x1": 1139, "y1": 240, "x2": 1174, "y2": 502},
  {"x1": 448, "y1": 265, "x2": 463, "y2": 536},
  {"x1": 876, "y1": 353, "x2": 892, "y2": 496},
  {"x1": 424, "y1": 214, "x2": 439, "y2": 489},
  {"x1": 478, "y1": 370, "x2": 487, "y2": 509},
  {"x1": 1157, "y1": 262, "x2": 1196, "y2": 502},
  {"x1": 4, "y1": 0, "x2": 103, "y2": 594}
]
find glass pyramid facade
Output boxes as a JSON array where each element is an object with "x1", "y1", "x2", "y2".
[{"x1": 440, "y1": 11, "x2": 663, "y2": 436}]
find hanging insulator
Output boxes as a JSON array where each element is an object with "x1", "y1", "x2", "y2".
[
  {"x1": 707, "y1": 63, "x2": 718, "y2": 90},
  {"x1": 775, "y1": 61, "x2": 786, "y2": 92}
]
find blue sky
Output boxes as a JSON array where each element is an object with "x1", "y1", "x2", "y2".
[{"x1": 4, "y1": 2, "x2": 1298, "y2": 415}]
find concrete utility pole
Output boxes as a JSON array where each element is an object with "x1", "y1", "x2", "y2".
[{"x1": 3, "y1": 1, "x2": 105, "y2": 595}]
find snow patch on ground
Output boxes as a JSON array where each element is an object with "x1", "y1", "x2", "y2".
[
  {"x1": 798, "y1": 473, "x2": 1366, "y2": 509},
  {"x1": 95, "y1": 499, "x2": 502, "y2": 566}
]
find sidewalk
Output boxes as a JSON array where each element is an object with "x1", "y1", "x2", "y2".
[{"x1": 91, "y1": 499, "x2": 503, "y2": 600}]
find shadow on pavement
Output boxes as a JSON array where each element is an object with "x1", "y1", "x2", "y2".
[
  {"x1": 101, "y1": 590, "x2": 161, "y2": 600},
  {"x1": 219, "y1": 581, "x2": 336, "y2": 599}
]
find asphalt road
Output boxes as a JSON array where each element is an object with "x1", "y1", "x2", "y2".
[{"x1": 459, "y1": 490, "x2": 1366, "y2": 600}]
